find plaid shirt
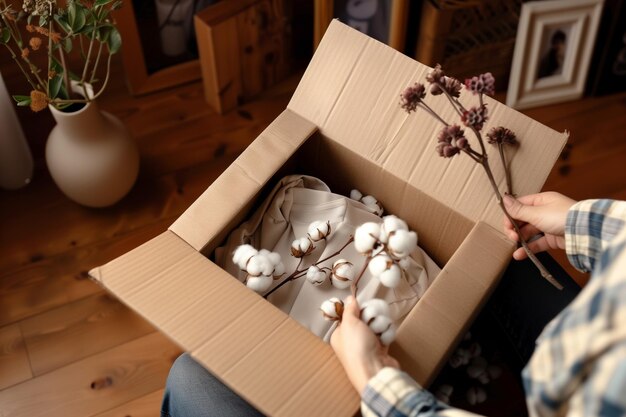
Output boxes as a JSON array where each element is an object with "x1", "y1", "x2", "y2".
[{"x1": 362, "y1": 199, "x2": 626, "y2": 417}]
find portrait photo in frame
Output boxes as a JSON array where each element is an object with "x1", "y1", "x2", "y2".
[{"x1": 506, "y1": 0, "x2": 604, "y2": 110}]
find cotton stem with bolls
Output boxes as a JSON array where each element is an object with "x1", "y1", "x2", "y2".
[{"x1": 263, "y1": 237, "x2": 355, "y2": 298}]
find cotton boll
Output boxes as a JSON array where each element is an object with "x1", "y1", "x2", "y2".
[
  {"x1": 246, "y1": 254, "x2": 274, "y2": 276},
  {"x1": 273, "y1": 262, "x2": 285, "y2": 279},
  {"x1": 290, "y1": 237, "x2": 314, "y2": 258},
  {"x1": 306, "y1": 265, "x2": 327, "y2": 286},
  {"x1": 487, "y1": 365, "x2": 502, "y2": 380},
  {"x1": 267, "y1": 251, "x2": 282, "y2": 266},
  {"x1": 467, "y1": 356, "x2": 487, "y2": 379},
  {"x1": 246, "y1": 275, "x2": 273, "y2": 293},
  {"x1": 233, "y1": 245, "x2": 258, "y2": 269},
  {"x1": 388, "y1": 230, "x2": 418, "y2": 258},
  {"x1": 378, "y1": 263, "x2": 402, "y2": 288},
  {"x1": 350, "y1": 189, "x2": 363, "y2": 200},
  {"x1": 368, "y1": 254, "x2": 392, "y2": 276},
  {"x1": 354, "y1": 222, "x2": 381, "y2": 253},
  {"x1": 308, "y1": 220, "x2": 331, "y2": 241},
  {"x1": 380, "y1": 215, "x2": 408, "y2": 242},
  {"x1": 398, "y1": 256, "x2": 412, "y2": 271},
  {"x1": 368, "y1": 314, "x2": 392, "y2": 334},
  {"x1": 320, "y1": 298, "x2": 344, "y2": 321},
  {"x1": 331, "y1": 259, "x2": 354, "y2": 289},
  {"x1": 360, "y1": 298, "x2": 391, "y2": 322},
  {"x1": 361, "y1": 195, "x2": 383, "y2": 216},
  {"x1": 379, "y1": 325, "x2": 396, "y2": 346}
]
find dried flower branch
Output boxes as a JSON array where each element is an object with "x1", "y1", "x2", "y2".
[
  {"x1": 0, "y1": 0, "x2": 123, "y2": 112},
  {"x1": 399, "y1": 65, "x2": 562, "y2": 290}
]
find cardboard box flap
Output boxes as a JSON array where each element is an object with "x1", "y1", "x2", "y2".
[
  {"x1": 391, "y1": 221, "x2": 514, "y2": 386},
  {"x1": 288, "y1": 20, "x2": 568, "y2": 231},
  {"x1": 170, "y1": 109, "x2": 318, "y2": 251},
  {"x1": 90, "y1": 230, "x2": 359, "y2": 416}
]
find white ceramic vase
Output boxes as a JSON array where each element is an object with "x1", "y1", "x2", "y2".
[{"x1": 46, "y1": 85, "x2": 139, "y2": 207}]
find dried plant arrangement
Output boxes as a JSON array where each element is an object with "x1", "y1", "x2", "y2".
[{"x1": 399, "y1": 64, "x2": 562, "y2": 290}]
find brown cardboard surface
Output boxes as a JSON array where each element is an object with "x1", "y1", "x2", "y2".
[
  {"x1": 91, "y1": 20, "x2": 568, "y2": 417},
  {"x1": 288, "y1": 20, "x2": 568, "y2": 232}
]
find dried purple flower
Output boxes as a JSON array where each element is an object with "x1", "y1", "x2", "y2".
[
  {"x1": 426, "y1": 64, "x2": 445, "y2": 84},
  {"x1": 461, "y1": 105, "x2": 488, "y2": 130},
  {"x1": 400, "y1": 82, "x2": 426, "y2": 113},
  {"x1": 465, "y1": 73, "x2": 496, "y2": 96},
  {"x1": 431, "y1": 76, "x2": 462, "y2": 98},
  {"x1": 486, "y1": 126, "x2": 517, "y2": 145},
  {"x1": 436, "y1": 125, "x2": 468, "y2": 158}
]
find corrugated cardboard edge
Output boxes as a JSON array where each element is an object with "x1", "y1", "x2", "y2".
[
  {"x1": 89, "y1": 230, "x2": 360, "y2": 417},
  {"x1": 169, "y1": 109, "x2": 318, "y2": 251},
  {"x1": 391, "y1": 221, "x2": 515, "y2": 387}
]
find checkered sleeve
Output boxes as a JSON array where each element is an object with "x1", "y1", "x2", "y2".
[
  {"x1": 565, "y1": 200, "x2": 626, "y2": 273},
  {"x1": 361, "y1": 367, "x2": 481, "y2": 417}
]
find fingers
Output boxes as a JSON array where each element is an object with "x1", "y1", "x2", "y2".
[
  {"x1": 342, "y1": 296, "x2": 360, "y2": 323},
  {"x1": 503, "y1": 195, "x2": 537, "y2": 225},
  {"x1": 512, "y1": 236, "x2": 551, "y2": 260}
]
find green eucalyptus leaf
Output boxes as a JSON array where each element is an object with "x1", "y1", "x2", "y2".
[
  {"x1": 0, "y1": 27, "x2": 10, "y2": 44},
  {"x1": 12, "y1": 95, "x2": 31, "y2": 105},
  {"x1": 27, "y1": 14, "x2": 33, "y2": 25},
  {"x1": 67, "y1": 1, "x2": 76, "y2": 28},
  {"x1": 63, "y1": 37, "x2": 72, "y2": 53},
  {"x1": 38, "y1": 15, "x2": 47, "y2": 27},
  {"x1": 72, "y1": 7, "x2": 86, "y2": 32},
  {"x1": 49, "y1": 74, "x2": 63, "y2": 100},
  {"x1": 51, "y1": 55, "x2": 63, "y2": 73},
  {"x1": 95, "y1": 0, "x2": 115, "y2": 7},
  {"x1": 107, "y1": 26, "x2": 121, "y2": 54},
  {"x1": 54, "y1": 15, "x2": 72, "y2": 34},
  {"x1": 97, "y1": 26, "x2": 110, "y2": 42}
]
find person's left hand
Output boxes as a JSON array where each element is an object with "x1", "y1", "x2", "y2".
[{"x1": 330, "y1": 296, "x2": 400, "y2": 393}]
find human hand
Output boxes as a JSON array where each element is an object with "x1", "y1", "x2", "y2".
[
  {"x1": 330, "y1": 296, "x2": 399, "y2": 393},
  {"x1": 503, "y1": 192, "x2": 577, "y2": 260}
]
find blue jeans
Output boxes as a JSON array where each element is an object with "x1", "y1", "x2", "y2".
[{"x1": 161, "y1": 353, "x2": 263, "y2": 417}]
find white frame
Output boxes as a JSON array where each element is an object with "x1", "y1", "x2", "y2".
[{"x1": 506, "y1": 0, "x2": 604, "y2": 110}]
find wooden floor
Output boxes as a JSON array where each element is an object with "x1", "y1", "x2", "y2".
[{"x1": 1, "y1": 52, "x2": 625, "y2": 416}]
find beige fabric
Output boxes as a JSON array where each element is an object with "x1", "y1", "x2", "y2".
[{"x1": 215, "y1": 175, "x2": 441, "y2": 340}]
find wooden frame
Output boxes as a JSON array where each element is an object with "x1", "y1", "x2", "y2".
[
  {"x1": 114, "y1": 2, "x2": 202, "y2": 95},
  {"x1": 314, "y1": 0, "x2": 409, "y2": 51},
  {"x1": 506, "y1": 0, "x2": 603, "y2": 110}
]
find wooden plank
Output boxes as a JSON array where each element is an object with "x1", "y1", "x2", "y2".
[
  {"x1": 0, "y1": 333, "x2": 181, "y2": 417},
  {"x1": 21, "y1": 293, "x2": 156, "y2": 376},
  {"x1": 0, "y1": 217, "x2": 174, "y2": 327},
  {"x1": 0, "y1": 324, "x2": 32, "y2": 390},
  {"x1": 91, "y1": 389, "x2": 164, "y2": 417}
]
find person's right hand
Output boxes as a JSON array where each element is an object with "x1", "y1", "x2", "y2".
[{"x1": 503, "y1": 192, "x2": 577, "y2": 260}]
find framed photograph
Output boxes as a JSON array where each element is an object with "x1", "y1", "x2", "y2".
[
  {"x1": 506, "y1": 0, "x2": 604, "y2": 110},
  {"x1": 314, "y1": 0, "x2": 409, "y2": 52},
  {"x1": 114, "y1": 0, "x2": 218, "y2": 95}
]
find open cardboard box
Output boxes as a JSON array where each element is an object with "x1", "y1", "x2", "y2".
[{"x1": 90, "y1": 21, "x2": 567, "y2": 416}]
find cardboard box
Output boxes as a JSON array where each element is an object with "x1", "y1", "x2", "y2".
[{"x1": 90, "y1": 21, "x2": 567, "y2": 416}]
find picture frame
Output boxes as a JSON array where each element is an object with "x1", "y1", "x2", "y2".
[
  {"x1": 506, "y1": 0, "x2": 604, "y2": 110},
  {"x1": 114, "y1": 0, "x2": 208, "y2": 95},
  {"x1": 314, "y1": 0, "x2": 409, "y2": 52}
]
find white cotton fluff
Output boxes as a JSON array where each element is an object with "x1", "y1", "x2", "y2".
[
  {"x1": 398, "y1": 256, "x2": 412, "y2": 271},
  {"x1": 379, "y1": 324, "x2": 396, "y2": 346},
  {"x1": 331, "y1": 259, "x2": 354, "y2": 289},
  {"x1": 246, "y1": 275, "x2": 273, "y2": 293},
  {"x1": 350, "y1": 189, "x2": 363, "y2": 200},
  {"x1": 233, "y1": 244, "x2": 258, "y2": 269},
  {"x1": 367, "y1": 314, "x2": 393, "y2": 334},
  {"x1": 361, "y1": 195, "x2": 383, "y2": 216},
  {"x1": 354, "y1": 222, "x2": 381, "y2": 253},
  {"x1": 360, "y1": 299, "x2": 391, "y2": 321},
  {"x1": 380, "y1": 215, "x2": 408, "y2": 242},
  {"x1": 320, "y1": 297, "x2": 344, "y2": 321},
  {"x1": 291, "y1": 237, "x2": 313, "y2": 257},
  {"x1": 368, "y1": 254, "x2": 392, "y2": 276},
  {"x1": 273, "y1": 262, "x2": 286, "y2": 278},
  {"x1": 466, "y1": 356, "x2": 487, "y2": 379},
  {"x1": 246, "y1": 254, "x2": 274, "y2": 276},
  {"x1": 378, "y1": 263, "x2": 402, "y2": 288},
  {"x1": 308, "y1": 220, "x2": 331, "y2": 241},
  {"x1": 306, "y1": 265, "x2": 327, "y2": 286},
  {"x1": 266, "y1": 251, "x2": 282, "y2": 266},
  {"x1": 388, "y1": 230, "x2": 418, "y2": 258}
]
